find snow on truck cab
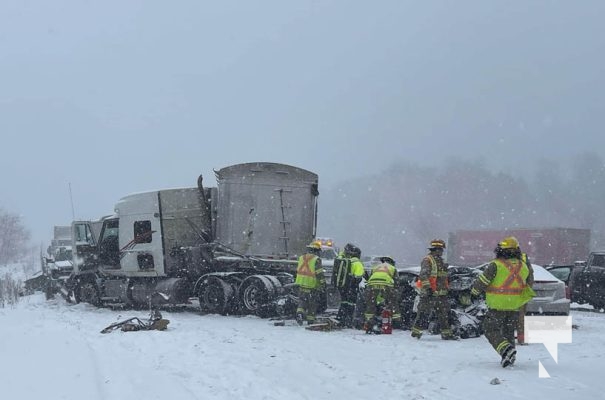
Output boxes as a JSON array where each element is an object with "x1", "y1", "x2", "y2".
[{"x1": 69, "y1": 162, "x2": 320, "y2": 317}]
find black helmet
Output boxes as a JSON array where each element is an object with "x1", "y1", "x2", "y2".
[
  {"x1": 344, "y1": 243, "x2": 361, "y2": 258},
  {"x1": 380, "y1": 256, "x2": 395, "y2": 266}
]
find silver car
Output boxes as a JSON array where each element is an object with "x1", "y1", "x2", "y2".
[{"x1": 526, "y1": 264, "x2": 570, "y2": 316}]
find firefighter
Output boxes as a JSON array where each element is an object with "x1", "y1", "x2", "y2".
[
  {"x1": 471, "y1": 236, "x2": 536, "y2": 367},
  {"x1": 333, "y1": 243, "x2": 365, "y2": 328},
  {"x1": 411, "y1": 239, "x2": 458, "y2": 340},
  {"x1": 516, "y1": 251, "x2": 534, "y2": 345},
  {"x1": 295, "y1": 241, "x2": 326, "y2": 325},
  {"x1": 363, "y1": 256, "x2": 401, "y2": 332}
]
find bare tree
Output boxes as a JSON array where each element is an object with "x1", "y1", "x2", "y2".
[
  {"x1": 0, "y1": 273, "x2": 22, "y2": 307},
  {"x1": 0, "y1": 208, "x2": 31, "y2": 265}
]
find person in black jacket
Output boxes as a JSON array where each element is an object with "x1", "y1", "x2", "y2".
[{"x1": 333, "y1": 243, "x2": 365, "y2": 328}]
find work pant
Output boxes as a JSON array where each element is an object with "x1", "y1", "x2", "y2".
[
  {"x1": 296, "y1": 288, "x2": 319, "y2": 323},
  {"x1": 337, "y1": 285, "x2": 358, "y2": 328},
  {"x1": 483, "y1": 309, "x2": 519, "y2": 355},
  {"x1": 517, "y1": 304, "x2": 527, "y2": 344},
  {"x1": 363, "y1": 285, "x2": 401, "y2": 322},
  {"x1": 412, "y1": 294, "x2": 452, "y2": 335}
]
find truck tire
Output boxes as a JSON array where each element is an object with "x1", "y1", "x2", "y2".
[
  {"x1": 239, "y1": 275, "x2": 280, "y2": 317},
  {"x1": 198, "y1": 276, "x2": 234, "y2": 315},
  {"x1": 76, "y1": 281, "x2": 101, "y2": 307}
]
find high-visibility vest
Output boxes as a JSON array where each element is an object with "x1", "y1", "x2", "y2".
[
  {"x1": 415, "y1": 255, "x2": 449, "y2": 295},
  {"x1": 485, "y1": 258, "x2": 535, "y2": 310},
  {"x1": 368, "y1": 263, "x2": 396, "y2": 287},
  {"x1": 295, "y1": 254, "x2": 319, "y2": 289}
]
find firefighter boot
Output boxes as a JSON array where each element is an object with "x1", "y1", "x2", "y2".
[
  {"x1": 500, "y1": 344, "x2": 517, "y2": 368},
  {"x1": 411, "y1": 326, "x2": 423, "y2": 339},
  {"x1": 441, "y1": 329, "x2": 460, "y2": 340},
  {"x1": 337, "y1": 303, "x2": 355, "y2": 328},
  {"x1": 365, "y1": 316, "x2": 381, "y2": 334}
]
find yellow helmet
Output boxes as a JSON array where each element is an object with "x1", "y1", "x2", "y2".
[
  {"x1": 307, "y1": 241, "x2": 322, "y2": 250},
  {"x1": 498, "y1": 236, "x2": 520, "y2": 249}
]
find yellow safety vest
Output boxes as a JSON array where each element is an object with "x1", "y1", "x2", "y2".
[
  {"x1": 295, "y1": 254, "x2": 319, "y2": 289},
  {"x1": 368, "y1": 263, "x2": 396, "y2": 287},
  {"x1": 485, "y1": 258, "x2": 535, "y2": 310}
]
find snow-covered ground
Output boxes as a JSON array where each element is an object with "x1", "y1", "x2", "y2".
[{"x1": 1, "y1": 293, "x2": 603, "y2": 400}]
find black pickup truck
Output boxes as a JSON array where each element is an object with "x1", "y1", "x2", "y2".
[
  {"x1": 572, "y1": 252, "x2": 605, "y2": 310},
  {"x1": 547, "y1": 253, "x2": 605, "y2": 311}
]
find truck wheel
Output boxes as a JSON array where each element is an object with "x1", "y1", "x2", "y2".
[
  {"x1": 199, "y1": 277, "x2": 234, "y2": 315},
  {"x1": 240, "y1": 275, "x2": 280, "y2": 317},
  {"x1": 77, "y1": 281, "x2": 101, "y2": 307}
]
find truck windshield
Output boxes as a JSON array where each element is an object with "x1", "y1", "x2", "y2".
[{"x1": 321, "y1": 249, "x2": 337, "y2": 259}]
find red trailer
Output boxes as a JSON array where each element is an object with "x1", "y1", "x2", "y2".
[{"x1": 447, "y1": 228, "x2": 591, "y2": 267}]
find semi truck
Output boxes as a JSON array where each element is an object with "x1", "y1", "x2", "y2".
[
  {"x1": 447, "y1": 227, "x2": 591, "y2": 267},
  {"x1": 67, "y1": 162, "x2": 319, "y2": 317},
  {"x1": 33, "y1": 226, "x2": 78, "y2": 299}
]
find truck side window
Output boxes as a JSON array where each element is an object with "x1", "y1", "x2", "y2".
[
  {"x1": 134, "y1": 220, "x2": 153, "y2": 243},
  {"x1": 591, "y1": 255, "x2": 605, "y2": 268},
  {"x1": 75, "y1": 224, "x2": 94, "y2": 245}
]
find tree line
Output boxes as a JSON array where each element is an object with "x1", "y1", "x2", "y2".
[
  {"x1": 319, "y1": 152, "x2": 605, "y2": 265},
  {"x1": 0, "y1": 208, "x2": 31, "y2": 266}
]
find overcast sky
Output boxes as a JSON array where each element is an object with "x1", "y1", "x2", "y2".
[{"x1": 1, "y1": 1, "x2": 604, "y2": 245}]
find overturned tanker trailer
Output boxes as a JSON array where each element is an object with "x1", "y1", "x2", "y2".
[{"x1": 68, "y1": 162, "x2": 319, "y2": 317}]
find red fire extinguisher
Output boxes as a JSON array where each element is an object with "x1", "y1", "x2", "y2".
[{"x1": 381, "y1": 308, "x2": 392, "y2": 334}]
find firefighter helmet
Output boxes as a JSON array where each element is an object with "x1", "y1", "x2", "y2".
[
  {"x1": 380, "y1": 256, "x2": 395, "y2": 266},
  {"x1": 428, "y1": 239, "x2": 446, "y2": 250},
  {"x1": 344, "y1": 243, "x2": 361, "y2": 258},
  {"x1": 307, "y1": 241, "x2": 322, "y2": 250},
  {"x1": 497, "y1": 236, "x2": 520, "y2": 249}
]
